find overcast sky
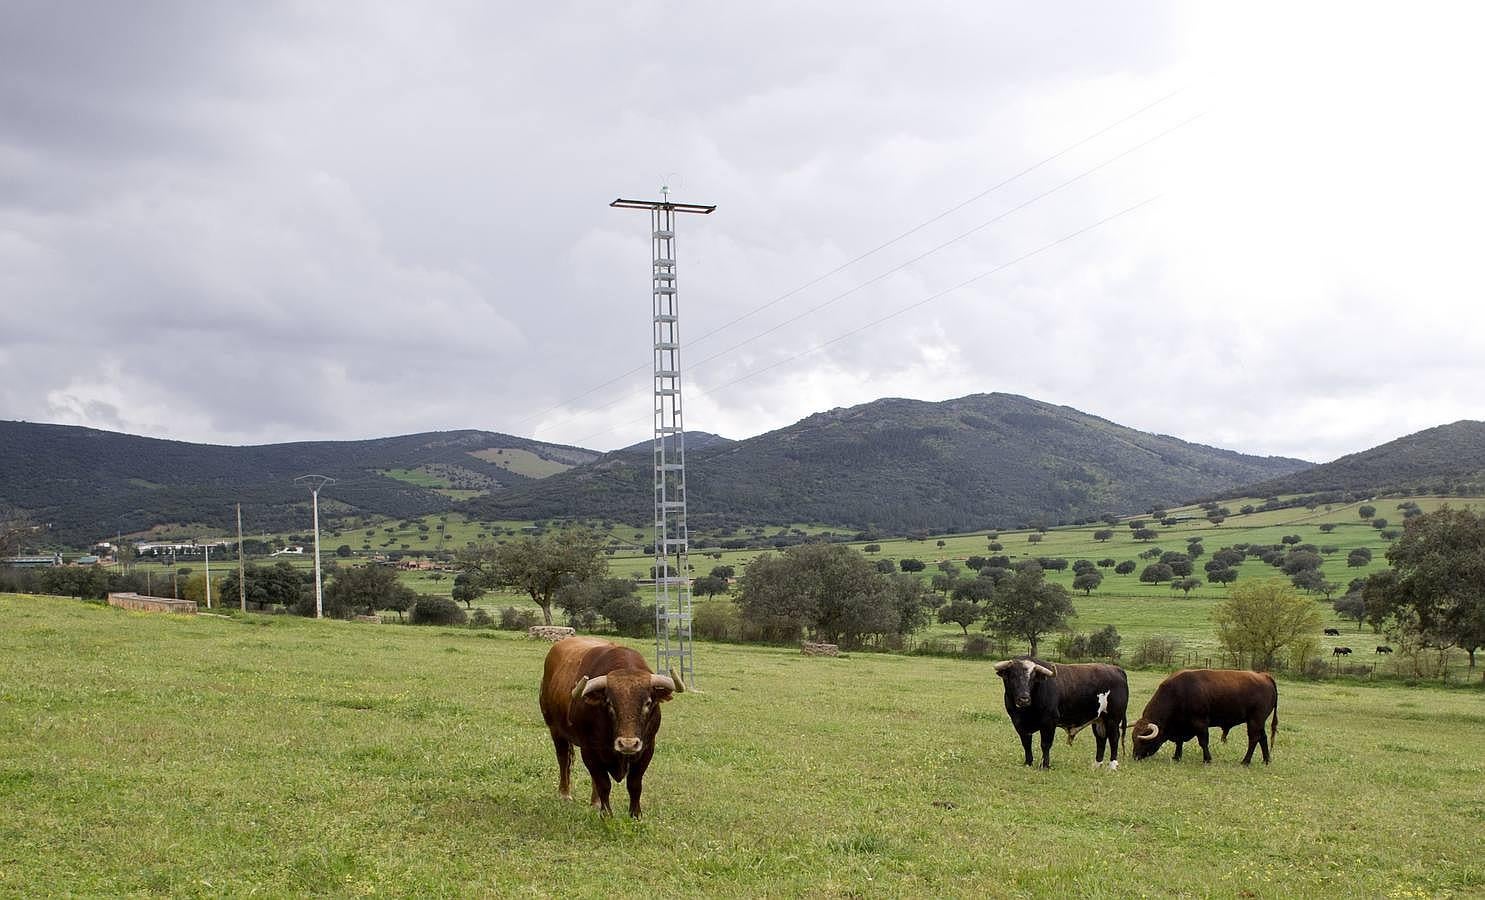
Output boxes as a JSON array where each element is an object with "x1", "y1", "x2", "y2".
[{"x1": 3, "y1": 1, "x2": 1482, "y2": 463}]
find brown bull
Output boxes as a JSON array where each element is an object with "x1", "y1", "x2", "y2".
[
  {"x1": 538, "y1": 637, "x2": 682, "y2": 817},
  {"x1": 1131, "y1": 668, "x2": 1278, "y2": 765}
]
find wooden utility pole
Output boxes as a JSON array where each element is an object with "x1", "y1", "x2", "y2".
[{"x1": 237, "y1": 504, "x2": 246, "y2": 612}]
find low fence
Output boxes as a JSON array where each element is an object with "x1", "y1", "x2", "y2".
[{"x1": 107, "y1": 592, "x2": 198, "y2": 615}]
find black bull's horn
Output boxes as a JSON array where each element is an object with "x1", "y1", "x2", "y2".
[{"x1": 1137, "y1": 722, "x2": 1160, "y2": 741}]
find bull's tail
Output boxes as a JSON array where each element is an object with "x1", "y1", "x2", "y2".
[{"x1": 1269, "y1": 678, "x2": 1279, "y2": 747}]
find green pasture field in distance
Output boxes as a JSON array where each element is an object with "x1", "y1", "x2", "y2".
[{"x1": 1, "y1": 594, "x2": 1481, "y2": 896}]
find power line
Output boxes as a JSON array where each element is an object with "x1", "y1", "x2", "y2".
[
  {"x1": 563, "y1": 193, "x2": 1164, "y2": 449},
  {"x1": 534, "y1": 112, "x2": 1201, "y2": 442},
  {"x1": 514, "y1": 87, "x2": 1189, "y2": 432}
]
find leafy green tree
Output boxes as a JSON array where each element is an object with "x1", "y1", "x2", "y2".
[
  {"x1": 709, "y1": 565, "x2": 735, "y2": 579},
  {"x1": 693, "y1": 574, "x2": 730, "y2": 599},
  {"x1": 451, "y1": 572, "x2": 485, "y2": 609},
  {"x1": 1072, "y1": 571, "x2": 1103, "y2": 595},
  {"x1": 1132, "y1": 528, "x2": 1158, "y2": 542},
  {"x1": 555, "y1": 577, "x2": 636, "y2": 631},
  {"x1": 738, "y1": 544, "x2": 902, "y2": 648},
  {"x1": 938, "y1": 599, "x2": 982, "y2": 635},
  {"x1": 1362, "y1": 507, "x2": 1485, "y2": 669},
  {"x1": 951, "y1": 576, "x2": 995, "y2": 604},
  {"x1": 1114, "y1": 560, "x2": 1137, "y2": 576},
  {"x1": 982, "y1": 563, "x2": 1075, "y2": 656},
  {"x1": 1212, "y1": 579, "x2": 1322, "y2": 670},
  {"x1": 862, "y1": 544, "x2": 881, "y2": 554},
  {"x1": 220, "y1": 562, "x2": 307, "y2": 610},
  {"x1": 455, "y1": 528, "x2": 606, "y2": 625},
  {"x1": 873, "y1": 559, "x2": 896, "y2": 574},
  {"x1": 987, "y1": 542, "x2": 1004, "y2": 552},
  {"x1": 1097, "y1": 558, "x2": 1116, "y2": 569},
  {"x1": 1171, "y1": 577, "x2": 1201, "y2": 596},
  {"x1": 1318, "y1": 523, "x2": 1337, "y2": 533},
  {"x1": 1359, "y1": 505, "x2": 1376, "y2": 520},
  {"x1": 1333, "y1": 591, "x2": 1366, "y2": 630},
  {"x1": 335, "y1": 545, "x2": 352, "y2": 558},
  {"x1": 1140, "y1": 563, "x2": 1174, "y2": 584},
  {"x1": 1093, "y1": 529, "x2": 1114, "y2": 542},
  {"x1": 898, "y1": 558, "x2": 925, "y2": 573},
  {"x1": 1347, "y1": 548, "x2": 1372, "y2": 567},
  {"x1": 1026, "y1": 533, "x2": 1044, "y2": 544},
  {"x1": 324, "y1": 564, "x2": 417, "y2": 619},
  {"x1": 1206, "y1": 567, "x2": 1238, "y2": 587}
]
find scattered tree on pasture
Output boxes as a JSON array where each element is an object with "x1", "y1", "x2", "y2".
[
  {"x1": 1348, "y1": 548, "x2": 1372, "y2": 567},
  {"x1": 1206, "y1": 566, "x2": 1238, "y2": 587},
  {"x1": 1132, "y1": 528, "x2": 1158, "y2": 542},
  {"x1": 455, "y1": 528, "x2": 606, "y2": 625},
  {"x1": 899, "y1": 558, "x2": 925, "y2": 573},
  {"x1": 1212, "y1": 579, "x2": 1323, "y2": 670},
  {"x1": 693, "y1": 574, "x2": 730, "y2": 599},
  {"x1": 1359, "y1": 505, "x2": 1376, "y2": 519},
  {"x1": 1114, "y1": 560, "x2": 1137, "y2": 576},
  {"x1": 938, "y1": 599, "x2": 982, "y2": 635},
  {"x1": 324, "y1": 564, "x2": 417, "y2": 620},
  {"x1": 1140, "y1": 563, "x2": 1175, "y2": 584},
  {"x1": 981, "y1": 563, "x2": 1075, "y2": 657},
  {"x1": 1361, "y1": 507, "x2": 1485, "y2": 670},
  {"x1": 1073, "y1": 571, "x2": 1104, "y2": 595},
  {"x1": 1093, "y1": 529, "x2": 1114, "y2": 542},
  {"x1": 1171, "y1": 577, "x2": 1201, "y2": 596}
]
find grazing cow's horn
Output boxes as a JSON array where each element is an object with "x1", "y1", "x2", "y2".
[
  {"x1": 579, "y1": 675, "x2": 608, "y2": 699},
  {"x1": 1138, "y1": 722, "x2": 1160, "y2": 741},
  {"x1": 650, "y1": 673, "x2": 677, "y2": 693},
  {"x1": 993, "y1": 660, "x2": 1015, "y2": 672},
  {"x1": 1033, "y1": 663, "x2": 1055, "y2": 678},
  {"x1": 667, "y1": 667, "x2": 686, "y2": 693}
]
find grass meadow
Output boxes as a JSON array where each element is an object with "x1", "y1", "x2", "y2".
[{"x1": 2, "y1": 593, "x2": 1482, "y2": 897}]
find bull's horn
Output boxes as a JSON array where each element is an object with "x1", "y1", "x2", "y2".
[
  {"x1": 667, "y1": 667, "x2": 686, "y2": 693},
  {"x1": 651, "y1": 673, "x2": 677, "y2": 693},
  {"x1": 570, "y1": 676, "x2": 589, "y2": 701},
  {"x1": 993, "y1": 660, "x2": 1015, "y2": 672},
  {"x1": 1138, "y1": 722, "x2": 1160, "y2": 741},
  {"x1": 579, "y1": 675, "x2": 608, "y2": 699},
  {"x1": 1033, "y1": 663, "x2": 1055, "y2": 678}
]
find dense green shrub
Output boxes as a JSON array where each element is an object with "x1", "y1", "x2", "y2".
[{"x1": 411, "y1": 595, "x2": 467, "y2": 626}]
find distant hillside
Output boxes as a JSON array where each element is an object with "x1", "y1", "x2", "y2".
[
  {"x1": 469, "y1": 393, "x2": 1313, "y2": 533},
  {"x1": 1233, "y1": 420, "x2": 1485, "y2": 499},
  {"x1": 0, "y1": 422, "x2": 597, "y2": 544},
  {"x1": 618, "y1": 432, "x2": 735, "y2": 454}
]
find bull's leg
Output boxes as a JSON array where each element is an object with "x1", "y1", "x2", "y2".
[
  {"x1": 1173, "y1": 740, "x2": 1184, "y2": 761},
  {"x1": 1244, "y1": 720, "x2": 1270, "y2": 765},
  {"x1": 1197, "y1": 729, "x2": 1212, "y2": 764},
  {"x1": 1100, "y1": 720, "x2": 1117, "y2": 768},
  {"x1": 552, "y1": 733, "x2": 573, "y2": 800},
  {"x1": 1039, "y1": 727, "x2": 1055, "y2": 769},
  {"x1": 1019, "y1": 730, "x2": 1034, "y2": 766},
  {"x1": 580, "y1": 748, "x2": 613, "y2": 816},
  {"x1": 625, "y1": 753, "x2": 652, "y2": 819},
  {"x1": 1093, "y1": 721, "x2": 1107, "y2": 765}
]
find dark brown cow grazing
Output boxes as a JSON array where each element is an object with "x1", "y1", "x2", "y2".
[
  {"x1": 539, "y1": 637, "x2": 682, "y2": 817},
  {"x1": 1131, "y1": 669, "x2": 1278, "y2": 765}
]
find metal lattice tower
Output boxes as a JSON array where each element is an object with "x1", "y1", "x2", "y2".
[{"x1": 611, "y1": 193, "x2": 714, "y2": 686}]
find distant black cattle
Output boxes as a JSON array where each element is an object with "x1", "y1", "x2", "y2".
[
  {"x1": 992, "y1": 657, "x2": 1129, "y2": 770},
  {"x1": 1332, "y1": 647, "x2": 1352, "y2": 656},
  {"x1": 1323, "y1": 628, "x2": 1341, "y2": 636},
  {"x1": 1376, "y1": 645, "x2": 1393, "y2": 654}
]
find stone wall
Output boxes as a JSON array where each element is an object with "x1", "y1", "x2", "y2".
[
  {"x1": 107, "y1": 592, "x2": 198, "y2": 615},
  {"x1": 528, "y1": 625, "x2": 576, "y2": 642}
]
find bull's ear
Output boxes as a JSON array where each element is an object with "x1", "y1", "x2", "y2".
[{"x1": 581, "y1": 686, "x2": 607, "y2": 705}]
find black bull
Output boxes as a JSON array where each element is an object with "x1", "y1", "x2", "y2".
[{"x1": 994, "y1": 658, "x2": 1129, "y2": 769}]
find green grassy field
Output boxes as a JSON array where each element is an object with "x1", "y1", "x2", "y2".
[{"x1": 2, "y1": 594, "x2": 1481, "y2": 897}]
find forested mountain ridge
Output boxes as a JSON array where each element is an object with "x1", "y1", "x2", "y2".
[
  {"x1": 0, "y1": 422, "x2": 596, "y2": 543},
  {"x1": 1233, "y1": 420, "x2": 1485, "y2": 499},
  {"x1": 469, "y1": 393, "x2": 1314, "y2": 533}
]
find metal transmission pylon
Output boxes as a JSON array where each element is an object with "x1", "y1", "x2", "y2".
[{"x1": 611, "y1": 192, "x2": 715, "y2": 687}]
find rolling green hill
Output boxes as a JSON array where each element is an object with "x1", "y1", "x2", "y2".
[
  {"x1": 0, "y1": 422, "x2": 597, "y2": 544},
  {"x1": 1233, "y1": 420, "x2": 1485, "y2": 499},
  {"x1": 469, "y1": 393, "x2": 1313, "y2": 533}
]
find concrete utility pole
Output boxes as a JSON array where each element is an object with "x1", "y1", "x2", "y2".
[
  {"x1": 204, "y1": 543, "x2": 212, "y2": 609},
  {"x1": 294, "y1": 475, "x2": 336, "y2": 619},
  {"x1": 611, "y1": 190, "x2": 714, "y2": 688},
  {"x1": 237, "y1": 503, "x2": 246, "y2": 612}
]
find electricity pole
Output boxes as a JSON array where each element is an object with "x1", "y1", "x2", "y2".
[
  {"x1": 236, "y1": 503, "x2": 246, "y2": 612},
  {"x1": 204, "y1": 543, "x2": 212, "y2": 609},
  {"x1": 611, "y1": 190, "x2": 714, "y2": 687},
  {"x1": 295, "y1": 475, "x2": 336, "y2": 619}
]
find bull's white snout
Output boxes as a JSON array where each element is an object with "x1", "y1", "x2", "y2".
[{"x1": 614, "y1": 737, "x2": 644, "y2": 755}]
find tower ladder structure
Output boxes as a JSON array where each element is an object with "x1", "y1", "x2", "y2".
[{"x1": 611, "y1": 193, "x2": 715, "y2": 686}]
